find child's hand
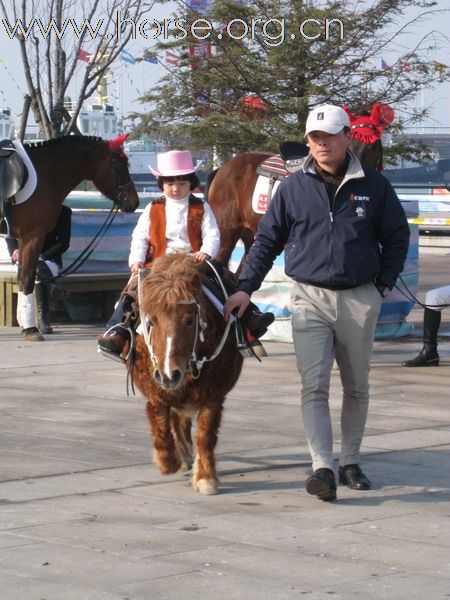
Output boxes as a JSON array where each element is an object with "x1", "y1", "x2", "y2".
[
  {"x1": 193, "y1": 252, "x2": 210, "y2": 263},
  {"x1": 131, "y1": 262, "x2": 144, "y2": 274}
]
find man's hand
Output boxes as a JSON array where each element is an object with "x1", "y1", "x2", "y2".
[
  {"x1": 224, "y1": 291, "x2": 251, "y2": 321},
  {"x1": 11, "y1": 249, "x2": 19, "y2": 264}
]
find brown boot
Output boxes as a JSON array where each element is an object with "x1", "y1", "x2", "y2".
[{"x1": 97, "y1": 327, "x2": 130, "y2": 360}]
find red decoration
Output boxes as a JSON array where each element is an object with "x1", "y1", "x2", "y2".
[
  {"x1": 343, "y1": 103, "x2": 395, "y2": 144},
  {"x1": 108, "y1": 133, "x2": 129, "y2": 153}
]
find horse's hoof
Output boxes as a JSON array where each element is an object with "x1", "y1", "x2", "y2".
[
  {"x1": 194, "y1": 478, "x2": 219, "y2": 495},
  {"x1": 22, "y1": 327, "x2": 44, "y2": 342},
  {"x1": 178, "y1": 459, "x2": 193, "y2": 473}
]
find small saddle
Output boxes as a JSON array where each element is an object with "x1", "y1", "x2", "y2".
[{"x1": 253, "y1": 142, "x2": 309, "y2": 213}]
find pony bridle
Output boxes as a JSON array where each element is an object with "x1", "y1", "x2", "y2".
[{"x1": 138, "y1": 272, "x2": 233, "y2": 380}]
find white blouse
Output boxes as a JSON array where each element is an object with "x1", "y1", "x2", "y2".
[{"x1": 128, "y1": 193, "x2": 221, "y2": 267}]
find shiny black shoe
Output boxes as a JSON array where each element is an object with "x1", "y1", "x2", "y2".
[
  {"x1": 246, "y1": 311, "x2": 275, "y2": 339},
  {"x1": 339, "y1": 464, "x2": 371, "y2": 490},
  {"x1": 306, "y1": 468, "x2": 337, "y2": 501},
  {"x1": 402, "y1": 347, "x2": 439, "y2": 367}
]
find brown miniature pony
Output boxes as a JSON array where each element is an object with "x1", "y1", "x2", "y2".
[
  {"x1": 6, "y1": 134, "x2": 139, "y2": 336},
  {"x1": 207, "y1": 104, "x2": 393, "y2": 270},
  {"x1": 128, "y1": 253, "x2": 243, "y2": 495}
]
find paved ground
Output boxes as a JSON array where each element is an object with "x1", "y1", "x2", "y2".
[{"x1": 0, "y1": 252, "x2": 449, "y2": 600}]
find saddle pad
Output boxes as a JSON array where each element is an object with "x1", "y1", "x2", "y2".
[
  {"x1": 256, "y1": 154, "x2": 289, "y2": 179},
  {"x1": 252, "y1": 175, "x2": 281, "y2": 214},
  {"x1": 13, "y1": 140, "x2": 37, "y2": 204}
]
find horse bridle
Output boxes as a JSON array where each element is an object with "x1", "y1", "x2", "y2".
[
  {"x1": 137, "y1": 272, "x2": 233, "y2": 381},
  {"x1": 109, "y1": 151, "x2": 136, "y2": 206}
]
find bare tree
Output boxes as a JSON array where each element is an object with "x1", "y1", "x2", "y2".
[{"x1": 0, "y1": 0, "x2": 156, "y2": 138}]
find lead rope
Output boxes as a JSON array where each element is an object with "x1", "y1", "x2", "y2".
[{"x1": 395, "y1": 274, "x2": 450, "y2": 309}]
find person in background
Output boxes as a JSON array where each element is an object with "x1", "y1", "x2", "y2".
[
  {"x1": 98, "y1": 150, "x2": 274, "y2": 359},
  {"x1": 7, "y1": 205, "x2": 72, "y2": 340},
  {"x1": 224, "y1": 105, "x2": 410, "y2": 501},
  {"x1": 402, "y1": 285, "x2": 449, "y2": 366}
]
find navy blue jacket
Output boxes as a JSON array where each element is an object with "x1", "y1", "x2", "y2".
[{"x1": 238, "y1": 152, "x2": 410, "y2": 295}]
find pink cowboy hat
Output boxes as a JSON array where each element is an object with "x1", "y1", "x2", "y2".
[{"x1": 149, "y1": 150, "x2": 199, "y2": 177}]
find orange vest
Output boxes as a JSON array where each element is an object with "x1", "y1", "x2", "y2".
[{"x1": 144, "y1": 195, "x2": 204, "y2": 267}]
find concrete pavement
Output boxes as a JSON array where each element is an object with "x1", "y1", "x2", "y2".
[{"x1": 0, "y1": 252, "x2": 449, "y2": 600}]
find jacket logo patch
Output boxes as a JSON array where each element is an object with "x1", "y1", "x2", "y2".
[{"x1": 349, "y1": 194, "x2": 371, "y2": 202}]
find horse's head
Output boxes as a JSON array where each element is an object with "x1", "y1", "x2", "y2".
[
  {"x1": 91, "y1": 134, "x2": 139, "y2": 212},
  {"x1": 138, "y1": 255, "x2": 207, "y2": 391},
  {"x1": 343, "y1": 103, "x2": 395, "y2": 171}
]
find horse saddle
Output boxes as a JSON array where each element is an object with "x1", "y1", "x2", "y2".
[
  {"x1": 0, "y1": 139, "x2": 26, "y2": 202},
  {"x1": 253, "y1": 142, "x2": 309, "y2": 214}
]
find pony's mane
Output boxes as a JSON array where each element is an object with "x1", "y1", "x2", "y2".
[
  {"x1": 24, "y1": 135, "x2": 103, "y2": 149},
  {"x1": 141, "y1": 254, "x2": 202, "y2": 310}
]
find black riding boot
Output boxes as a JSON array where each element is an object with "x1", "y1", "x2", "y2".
[
  {"x1": 402, "y1": 308, "x2": 441, "y2": 367},
  {"x1": 35, "y1": 282, "x2": 53, "y2": 334}
]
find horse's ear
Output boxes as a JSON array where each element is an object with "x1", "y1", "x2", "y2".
[
  {"x1": 377, "y1": 103, "x2": 395, "y2": 128},
  {"x1": 108, "y1": 133, "x2": 129, "y2": 153},
  {"x1": 342, "y1": 106, "x2": 355, "y2": 123}
]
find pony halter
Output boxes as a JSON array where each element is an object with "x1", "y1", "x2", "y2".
[{"x1": 137, "y1": 264, "x2": 233, "y2": 380}]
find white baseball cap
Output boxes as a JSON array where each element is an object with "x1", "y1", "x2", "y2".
[{"x1": 305, "y1": 105, "x2": 350, "y2": 136}]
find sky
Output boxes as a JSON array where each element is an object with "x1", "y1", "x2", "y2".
[{"x1": 0, "y1": 0, "x2": 449, "y2": 133}]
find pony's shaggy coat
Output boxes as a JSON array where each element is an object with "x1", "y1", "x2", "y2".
[{"x1": 128, "y1": 254, "x2": 244, "y2": 495}]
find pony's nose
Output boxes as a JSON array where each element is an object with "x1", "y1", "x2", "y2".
[
  {"x1": 153, "y1": 368, "x2": 163, "y2": 386},
  {"x1": 153, "y1": 368, "x2": 184, "y2": 390},
  {"x1": 170, "y1": 369, "x2": 183, "y2": 387}
]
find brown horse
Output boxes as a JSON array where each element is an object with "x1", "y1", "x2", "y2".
[
  {"x1": 207, "y1": 136, "x2": 384, "y2": 270},
  {"x1": 127, "y1": 253, "x2": 243, "y2": 495},
  {"x1": 7, "y1": 134, "x2": 139, "y2": 335}
]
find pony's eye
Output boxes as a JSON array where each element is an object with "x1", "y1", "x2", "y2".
[{"x1": 185, "y1": 317, "x2": 194, "y2": 327}]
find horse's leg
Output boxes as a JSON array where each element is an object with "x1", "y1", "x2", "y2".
[
  {"x1": 235, "y1": 228, "x2": 256, "y2": 276},
  {"x1": 193, "y1": 403, "x2": 223, "y2": 495},
  {"x1": 215, "y1": 227, "x2": 243, "y2": 268},
  {"x1": 170, "y1": 410, "x2": 193, "y2": 472},
  {"x1": 146, "y1": 400, "x2": 181, "y2": 474},
  {"x1": 17, "y1": 235, "x2": 45, "y2": 339}
]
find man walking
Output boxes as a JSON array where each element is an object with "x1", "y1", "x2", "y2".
[{"x1": 225, "y1": 105, "x2": 410, "y2": 501}]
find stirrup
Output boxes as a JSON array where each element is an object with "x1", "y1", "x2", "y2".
[
  {"x1": 234, "y1": 320, "x2": 262, "y2": 361},
  {"x1": 97, "y1": 345, "x2": 126, "y2": 364},
  {"x1": 97, "y1": 324, "x2": 134, "y2": 364}
]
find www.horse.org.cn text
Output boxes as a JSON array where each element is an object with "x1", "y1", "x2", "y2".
[{"x1": 1, "y1": 13, "x2": 346, "y2": 47}]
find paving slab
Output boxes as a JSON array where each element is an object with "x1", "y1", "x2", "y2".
[{"x1": 1, "y1": 251, "x2": 449, "y2": 599}]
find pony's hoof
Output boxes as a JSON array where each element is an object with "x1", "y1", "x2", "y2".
[
  {"x1": 178, "y1": 459, "x2": 193, "y2": 473},
  {"x1": 22, "y1": 327, "x2": 44, "y2": 342},
  {"x1": 194, "y1": 478, "x2": 219, "y2": 495}
]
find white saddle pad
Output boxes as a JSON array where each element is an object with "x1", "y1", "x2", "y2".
[
  {"x1": 11, "y1": 140, "x2": 38, "y2": 205},
  {"x1": 251, "y1": 175, "x2": 281, "y2": 214}
]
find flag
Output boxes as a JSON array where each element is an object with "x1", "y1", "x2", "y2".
[
  {"x1": 381, "y1": 58, "x2": 391, "y2": 71},
  {"x1": 186, "y1": 0, "x2": 211, "y2": 14},
  {"x1": 165, "y1": 50, "x2": 180, "y2": 66},
  {"x1": 189, "y1": 43, "x2": 211, "y2": 70},
  {"x1": 396, "y1": 59, "x2": 412, "y2": 72},
  {"x1": 432, "y1": 60, "x2": 447, "y2": 73},
  {"x1": 77, "y1": 49, "x2": 92, "y2": 63},
  {"x1": 121, "y1": 50, "x2": 136, "y2": 64},
  {"x1": 143, "y1": 55, "x2": 158, "y2": 64}
]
